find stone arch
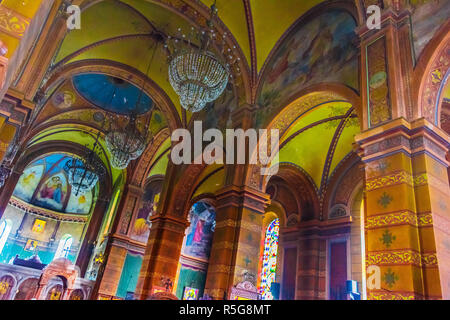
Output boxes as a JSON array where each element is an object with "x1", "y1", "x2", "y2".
[
  {"x1": 35, "y1": 258, "x2": 79, "y2": 300},
  {"x1": 265, "y1": 162, "x2": 320, "y2": 223},
  {"x1": 246, "y1": 84, "x2": 361, "y2": 193},
  {"x1": 14, "y1": 277, "x2": 39, "y2": 300},
  {"x1": 41, "y1": 59, "x2": 182, "y2": 132},
  {"x1": 130, "y1": 128, "x2": 171, "y2": 188},
  {"x1": 414, "y1": 20, "x2": 450, "y2": 124},
  {"x1": 0, "y1": 273, "x2": 17, "y2": 300}
]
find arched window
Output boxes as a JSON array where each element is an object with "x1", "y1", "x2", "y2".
[
  {"x1": 260, "y1": 218, "x2": 280, "y2": 300},
  {"x1": 0, "y1": 219, "x2": 12, "y2": 255},
  {"x1": 54, "y1": 234, "x2": 73, "y2": 259}
]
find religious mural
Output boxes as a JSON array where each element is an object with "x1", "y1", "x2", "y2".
[
  {"x1": 130, "y1": 179, "x2": 162, "y2": 243},
  {"x1": 13, "y1": 165, "x2": 44, "y2": 202},
  {"x1": 182, "y1": 202, "x2": 216, "y2": 261},
  {"x1": 35, "y1": 173, "x2": 68, "y2": 212},
  {"x1": 256, "y1": 9, "x2": 359, "y2": 127},
  {"x1": 12, "y1": 153, "x2": 94, "y2": 214},
  {"x1": 411, "y1": 0, "x2": 450, "y2": 59}
]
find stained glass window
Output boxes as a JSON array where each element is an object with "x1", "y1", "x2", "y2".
[
  {"x1": 54, "y1": 234, "x2": 73, "y2": 259},
  {"x1": 259, "y1": 218, "x2": 280, "y2": 300},
  {"x1": 0, "y1": 220, "x2": 12, "y2": 255}
]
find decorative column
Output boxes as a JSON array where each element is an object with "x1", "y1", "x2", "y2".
[
  {"x1": 203, "y1": 104, "x2": 270, "y2": 299},
  {"x1": 0, "y1": 0, "x2": 53, "y2": 101},
  {"x1": 134, "y1": 216, "x2": 187, "y2": 299},
  {"x1": 356, "y1": 118, "x2": 450, "y2": 299},
  {"x1": 203, "y1": 186, "x2": 269, "y2": 299}
]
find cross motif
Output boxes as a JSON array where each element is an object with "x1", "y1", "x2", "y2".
[
  {"x1": 378, "y1": 192, "x2": 393, "y2": 208},
  {"x1": 379, "y1": 229, "x2": 396, "y2": 248}
]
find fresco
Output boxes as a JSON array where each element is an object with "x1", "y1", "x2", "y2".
[
  {"x1": 52, "y1": 90, "x2": 76, "y2": 110},
  {"x1": 13, "y1": 165, "x2": 44, "y2": 202},
  {"x1": 12, "y1": 153, "x2": 97, "y2": 214},
  {"x1": 131, "y1": 179, "x2": 162, "y2": 243},
  {"x1": 182, "y1": 202, "x2": 216, "y2": 261},
  {"x1": 256, "y1": 9, "x2": 359, "y2": 127},
  {"x1": 34, "y1": 173, "x2": 68, "y2": 212},
  {"x1": 411, "y1": 0, "x2": 450, "y2": 59},
  {"x1": 66, "y1": 191, "x2": 93, "y2": 214}
]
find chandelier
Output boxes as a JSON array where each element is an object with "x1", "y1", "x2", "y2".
[
  {"x1": 166, "y1": 2, "x2": 239, "y2": 113},
  {"x1": 105, "y1": 44, "x2": 156, "y2": 169},
  {"x1": 105, "y1": 114, "x2": 149, "y2": 169},
  {"x1": 64, "y1": 131, "x2": 105, "y2": 196}
]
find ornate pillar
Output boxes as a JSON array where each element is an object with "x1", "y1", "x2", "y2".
[
  {"x1": 358, "y1": 2, "x2": 414, "y2": 130},
  {"x1": 204, "y1": 186, "x2": 269, "y2": 299},
  {"x1": 203, "y1": 103, "x2": 270, "y2": 299},
  {"x1": 356, "y1": 118, "x2": 450, "y2": 299},
  {"x1": 134, "y1": 216, "x2": 187, "y2": 299}
]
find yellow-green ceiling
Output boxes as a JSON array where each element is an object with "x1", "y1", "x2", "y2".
[
  {"x1": 272, "y1": 101, "x2": 359, "y2": 189},
  {"x1": 201, "y1": 0, "x2": 325, "y2": 72}
]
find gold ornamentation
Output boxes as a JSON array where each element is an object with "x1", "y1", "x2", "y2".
[
  {"x1": 413, "y1": 173, "x2": 428, "y2": 187},
  {"x1": 367, "y1": 211, "x2": 415, "y2": 228},
  {"x1": 366, "y1": 171, "x2": 412, "y2": 191},
  {"x1": 0, "y1": 6, "x2": 30, "y2": 38},
  {"x1": 367, "y1": 250, "x2": 437, "y2": 267},
  {"x1": 368, "y1": 292, "x2": 415, "y2": 300}
]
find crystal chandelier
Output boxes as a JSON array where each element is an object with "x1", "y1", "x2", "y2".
[
  {"x1": 105, "y1": 114, "x2": 148, "y2": 169},
  {"x1": 166, "y1": 1, "x2": 239, "y2": 113},
  {"x1": 105, "y1": 44, "x2": 156, "y2": 169},
  {"x1": 64, "y1": 131, "x2": 105, "y2": 196}
]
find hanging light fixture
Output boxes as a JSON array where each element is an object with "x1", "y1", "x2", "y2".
[
  {"x1": 166, "y1": 1, "x2": 239, "y2": 113},
  {"x1": 105, "y1": 44, "x2": 156, "y2": 169},
  {"x1": 64, "y1": 130, "x2": 106, "y2": 196},
  {"x1": 105, "y1": 113, "x2": 149, "y2": 169}
]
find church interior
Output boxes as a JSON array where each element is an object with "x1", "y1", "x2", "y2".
[{"x1": 0, "y1": 0, "x2": 448, "y2": 301}]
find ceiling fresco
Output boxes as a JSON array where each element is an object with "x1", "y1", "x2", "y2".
[
  {"x1": 72, "y1": 73, "x2": 153, "y2": 115},
  {"x1": 271, "y1": 101, "x2": 360, "y2": 190}
]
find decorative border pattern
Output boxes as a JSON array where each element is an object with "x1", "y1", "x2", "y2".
[
  {"x1": 0, "y1": 6, "x2": 30, "y2": 39},
  {"x1": 367, "y1": 250, "x2": 437, "y2": 267},
  {"x1": 366, "y1": 170, "x2": 412, "y2": 191},
  {"x1": 368, "y1": 292, "x2": 415, "y2": 300},
  {"x1": 366, "y1": 211, "x2": 433, "y2": 228}
]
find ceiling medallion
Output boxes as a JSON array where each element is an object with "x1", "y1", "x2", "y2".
[
  {"x1": 165, "y1": 1, "x2": 240, "y2": 113},
  {"x1": 64, "y1": 131, "x2": 105, "y2": 196}
]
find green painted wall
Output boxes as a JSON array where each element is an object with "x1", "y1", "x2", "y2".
[
  {"x1": 116, "y1": 252, "x2": 143, "y2": 299},
  {"x1": 175, "y1": 266, "x2": 207, "y2": 299}
]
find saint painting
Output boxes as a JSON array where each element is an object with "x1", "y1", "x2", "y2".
[
  {"x1": 34, "y1": 174, "x2": 67, "y2": 211},
  {"x1": 183, "y1": 202, "x2": 216, "y2": 261}
]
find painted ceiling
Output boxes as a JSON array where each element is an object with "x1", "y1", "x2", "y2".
[
  {"x1": 72, "y1": 74, "x2": 153, "y2": 115},
  {"x1": 272, "y1": 100, "x2": 360, "y2": 191},
  {"x1": 52, "y1": 0, "x2": 335, "y2": 119}
]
